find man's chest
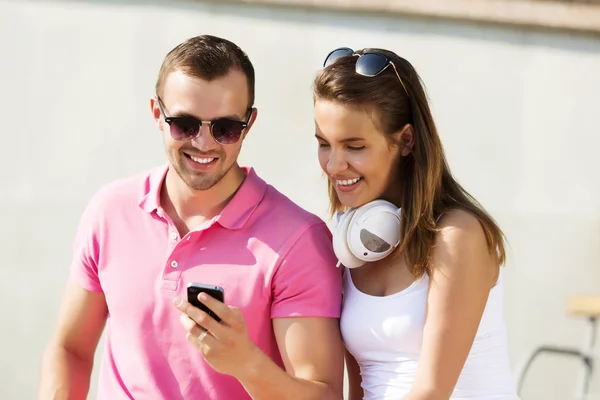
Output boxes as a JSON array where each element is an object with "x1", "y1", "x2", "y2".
[{"x1": 96, "y1": 224, "x2": 277, "y2": 330}]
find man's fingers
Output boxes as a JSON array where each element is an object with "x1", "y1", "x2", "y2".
[
  {"x1": 180, "y1": 314, "x2": 218, "y2": 346},
  {"x1": 197, "y1": 293, "x2": 237, "y2": 326},
  {"x1": 186, "y1": 326, "x2": 218, "y2": 351},
  {"x1": 179, "y1": 313, "x2": 197, "y2": 332},
  {"x1": 173, "y1": 297, "x2": 223, "y2": 337},
  {"x1": 180, "y1": 313, "x2": 210, "y2": 339},
  {"x1": 185, "y1": 317, "x2": 206, "y2": 340}
]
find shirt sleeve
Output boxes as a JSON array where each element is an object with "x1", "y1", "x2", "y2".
[
  {"x1": 271, "y1": 221, "x2": 342, "y2": 319},
  {"x1": 68, "y1": 189, "x2": 106, "y2": 293}
]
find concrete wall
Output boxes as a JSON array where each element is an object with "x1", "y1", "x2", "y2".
[{"x1": 1, "y1": 0, "x2": 599, "y2": 399}]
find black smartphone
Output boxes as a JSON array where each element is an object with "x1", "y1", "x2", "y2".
[{"x1": 187, "y1": 282, "x2": 225, "y2": 322}]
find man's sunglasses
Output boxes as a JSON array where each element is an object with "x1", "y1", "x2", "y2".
[
  {"x1": 156, "y1": 96, "x2": 252, "y2": 145},
  {"x1": 323, "y1": 47, "x2": 408, "y2": 95}
]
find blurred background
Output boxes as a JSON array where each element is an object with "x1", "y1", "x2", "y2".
[{"x1": 1, "y1": 0, "x2": 599, "y2": 399}]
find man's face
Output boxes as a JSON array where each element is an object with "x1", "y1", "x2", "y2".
[{"x1": 152, "y1": 69, "x2": 256, "y2": 191}]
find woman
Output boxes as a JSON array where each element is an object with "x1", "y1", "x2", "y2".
[{"x1": 312, "y1": 47, "x2": 519, "y2": 400}]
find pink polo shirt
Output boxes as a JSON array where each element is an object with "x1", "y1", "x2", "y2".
[{"x1": 69, "y1": 165, "x2": 342, "y2": 400}]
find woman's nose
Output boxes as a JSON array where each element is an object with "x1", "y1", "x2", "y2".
[{"x1": 327, "y1": 149, "x2": 347, "y2": 175}]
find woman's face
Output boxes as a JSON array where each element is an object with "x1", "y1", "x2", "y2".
[{"x1": 314, "y1": 99, "x2": 410, "y2": 209}]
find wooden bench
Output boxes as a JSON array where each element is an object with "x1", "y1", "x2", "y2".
[{"x1": 567, "y1": 296, "x2": 600, "y2": 318}]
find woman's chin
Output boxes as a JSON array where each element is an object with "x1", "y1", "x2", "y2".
[{"x1": 337, "y1": 192, "x2": 374, "y2": 209}]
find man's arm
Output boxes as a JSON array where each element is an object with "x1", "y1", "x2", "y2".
[
  {"x1": 38, "y1": 279, "x2": 108, "y2": 400},
  {"x1": 238, "y1": 220, "x2": 345, "y2": 399},
  {"x1": 235, "y1": 317, "x2": 344, "y2": 399},
  {"x1": 175, "y1": 299, "x2": 345, "y2": 400},
  {"x1": 175, "y1": 220, "x2": 345, "y2": 399}
]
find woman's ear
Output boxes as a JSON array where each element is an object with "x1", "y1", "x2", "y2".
[{"x1": 396, "y1": 124, "x2": 414, "y2": 156}]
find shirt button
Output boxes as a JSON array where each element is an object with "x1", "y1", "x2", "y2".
[
  {"x1": 170, "y1": 260, "x2": 178, "y2": 268},
  {"x1": 170, "y1": 232, "x2": 178, "y2": 241}
]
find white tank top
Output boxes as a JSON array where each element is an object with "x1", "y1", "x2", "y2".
[{"x1": 340, "y1": 269, "x2": 520, "y2": 400}]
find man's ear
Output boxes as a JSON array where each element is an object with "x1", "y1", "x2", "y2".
[
  {"x1": 396, "y1": 124, "x2": 414, "y2": 156},
  {"x1": 150, "y1": 97, "x2": 163, "y2": 130},
  {"x1": 242, "y1": 107, "x2": 259, "y2": 139}
]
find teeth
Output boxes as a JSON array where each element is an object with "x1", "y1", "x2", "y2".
[
  {"x1": 190, "y1": 156, "x2": 215, "y2": 164},
  {"x1": 337, "y1": 177, "x2": 361, "y2": 186}
]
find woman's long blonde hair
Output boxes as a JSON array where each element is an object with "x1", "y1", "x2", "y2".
[{"x1": 313, "y1": 49, "x2": 506, "y2": 278}]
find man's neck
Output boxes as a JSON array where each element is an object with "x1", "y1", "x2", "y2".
[{"x1": 161, "y1": 164, "x2": 246, "y2": 233}]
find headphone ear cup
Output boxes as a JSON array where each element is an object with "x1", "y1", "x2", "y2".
[
  {"x1": 346, "y1": 200, "x2": 401, "y2": 263},
  {"x1": 332, "y1": 210, "x2": 366, "y2": 269}
]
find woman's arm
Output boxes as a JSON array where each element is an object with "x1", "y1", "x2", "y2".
[
  {"x1": 345, "y1": 348, "x2": 364, "y2": 400},
  {"x1": 405, "y1": 209, "x2": 500, "y2": 400}
]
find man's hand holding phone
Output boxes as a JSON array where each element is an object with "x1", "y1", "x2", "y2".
[{"x1": 173, "y1": 284, "x2": 262, "y2": 379}]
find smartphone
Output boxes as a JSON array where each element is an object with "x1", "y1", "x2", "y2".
[{"x1": 187, "y1": 282, "x2": 225, "y2": 322}]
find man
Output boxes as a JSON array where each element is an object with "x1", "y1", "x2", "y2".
[{"x1": 38, "y1": 35, "x2": 344, "y2": 400}]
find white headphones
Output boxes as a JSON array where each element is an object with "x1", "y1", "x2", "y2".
[{"x1": 331, "y1": 199, "x2": 402, "y2": 269}]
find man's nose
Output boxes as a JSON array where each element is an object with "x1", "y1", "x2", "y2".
[{"x1": 191, "y1": 124, "x2": 217, "y2": 151}]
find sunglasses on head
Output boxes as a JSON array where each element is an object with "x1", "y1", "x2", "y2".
[
  {"x1": 156, "y1": 96, "x2": 252, "y2": 145},
  {"x1": 323, "y1": 47, "x2": 408, "y2": 95}
]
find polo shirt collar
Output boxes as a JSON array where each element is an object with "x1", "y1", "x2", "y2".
[
  {"x1": 138, "y1": 164, "x2": 267, "y2": 230},
  {"x1": 138, "y1": 164, "x2": 169, "y2": 214},
  {"x1": 215, "y1": 166, "x2": 267, "y2": 229}
]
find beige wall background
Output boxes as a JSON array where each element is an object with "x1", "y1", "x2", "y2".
[{"x1": 1, "y1": 0, "x2": 599, "y2": 399}]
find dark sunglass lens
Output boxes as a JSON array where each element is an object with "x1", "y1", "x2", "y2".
[
  {"x1": 211, "y1": 120, "x2": 243, "y2": 144},
  {"x1": 356, "y1": 53, "x2": 389, "y2": 77},
  {"x1": 323, "y1": 48, "x2": 354, "y2": 68},
  {"x1": 171, "y1": 118, "x2": 200, "y2": 141}
]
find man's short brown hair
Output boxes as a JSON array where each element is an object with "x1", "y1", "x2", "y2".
[{"x1": 155, "y1": 35, "x2": 255, "y2": 107}]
